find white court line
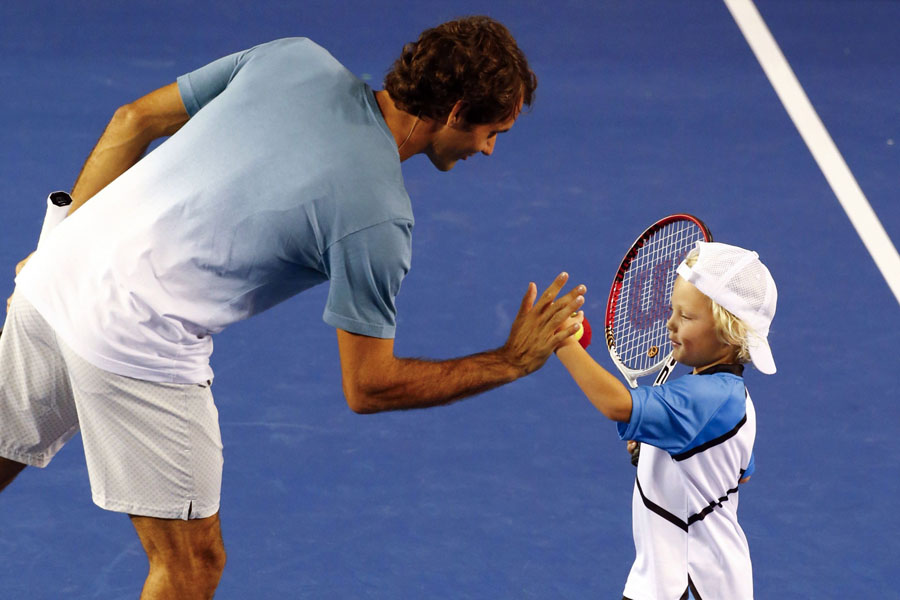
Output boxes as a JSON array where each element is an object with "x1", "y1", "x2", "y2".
[{"x1": 724, "y1": 0, "x2": 900, "y2": 306}]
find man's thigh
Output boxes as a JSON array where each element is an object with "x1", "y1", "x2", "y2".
[
  {"x1": 131, "y1": 511, "x2": 225, "y2": 557},
  {"x1": 0, "y1": 457, "x2": 27, "y2": 492}
]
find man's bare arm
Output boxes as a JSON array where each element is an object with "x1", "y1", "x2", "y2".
[
  {"x1": 68, "y1": 82, "x2": 189, "y2": 213},
  {"x1": 6, "y1": 82, "x2": 190, "y2": 308},
  {"x1": 337, "y1": 273, "x2": 585, "y2": 413}
]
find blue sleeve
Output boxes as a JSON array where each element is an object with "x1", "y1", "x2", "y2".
[
  {"x1": 322, "y1": 220, "x2": 412, "y2": 338},
  {"x1": 616, "y1": 374, "x2": 746, "y2": 455},
  {"x1": 177, "y1": 39, "x2": 312, "y2": 116},
  {"x1": 177, "y1": 50, "x2": 246, "y2": 116},
  {"x1": 743, "y1": 452, "x2": 756, "y2": 479}
]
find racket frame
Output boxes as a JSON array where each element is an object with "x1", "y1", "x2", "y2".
[{"x1": 605, "y1": 214, "x2": 712, "y2": 388}]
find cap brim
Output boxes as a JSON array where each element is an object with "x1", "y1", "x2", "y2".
[{"x1": 748, "y1": 338, "x2": 776, "y2": 375}]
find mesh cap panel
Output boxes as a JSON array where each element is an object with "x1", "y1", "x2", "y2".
[{"x1": 676, "y1": 242, "x2": 778, "y2": 374}]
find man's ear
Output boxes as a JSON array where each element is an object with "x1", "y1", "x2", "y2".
[{"x1": 446, "y1": 100, "x2": 466, "y2": 126}]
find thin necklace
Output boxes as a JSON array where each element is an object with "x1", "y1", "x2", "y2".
[{"x1": 397, "y1": 114, "x2": 419, "y2": 151}]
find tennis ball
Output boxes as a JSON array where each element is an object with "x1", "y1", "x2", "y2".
[{"x1": 578, "y1": 317, "x2": 592, "y2": 349}]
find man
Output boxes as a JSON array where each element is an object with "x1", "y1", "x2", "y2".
[{"x1": 0, "y1": 17, "x2": 585, "y2": 599}]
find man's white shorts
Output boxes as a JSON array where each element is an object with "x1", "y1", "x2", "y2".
[{"x1": 0, "y1": 294, "x2": 222, "y2": 520}]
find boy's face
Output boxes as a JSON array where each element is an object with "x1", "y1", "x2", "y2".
[{"x1": 667, "y1": 277, "x2": 736, "y2": 373}]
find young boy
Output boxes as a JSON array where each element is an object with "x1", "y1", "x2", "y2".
[{"x1": 557, "y1": 241, "x2": 777, "y2": 600}]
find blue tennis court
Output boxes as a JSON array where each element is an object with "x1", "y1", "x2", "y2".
[{"x1": 1, "y1": 1, "x2": 897, "y2": 597}]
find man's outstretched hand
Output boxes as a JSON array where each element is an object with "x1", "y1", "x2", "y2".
[{"x1": 501, "y1": 272, "x2": 586, "y2": 376}]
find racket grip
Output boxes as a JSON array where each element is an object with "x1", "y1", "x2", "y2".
[{"x1": 37, "y1": 191, "x2": 72, "y2": 249}]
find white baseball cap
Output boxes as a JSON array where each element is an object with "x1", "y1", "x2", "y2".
[{"x1": 676, "y1": 242, "x2": 778, "y2": 374}]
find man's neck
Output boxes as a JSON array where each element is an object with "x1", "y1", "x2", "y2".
[{"x1": 374, "y1": 91, "x2": 430, "y2": 161}]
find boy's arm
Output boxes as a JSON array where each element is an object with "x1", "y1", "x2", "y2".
[
  {"x1": 555, "y1": 339, "x2": 633, "y2": 422},
  {"x1": 740, "y1": 451, "x2": 755, "y2": 483}
]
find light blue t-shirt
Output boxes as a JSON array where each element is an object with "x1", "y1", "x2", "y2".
[{"x1": 18, "y1": 38, "x2": 413, "y2": 383}]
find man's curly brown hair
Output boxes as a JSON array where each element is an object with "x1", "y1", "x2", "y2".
[{"x1": 384, "y1": 16, "x2": 537, "y2": 126}]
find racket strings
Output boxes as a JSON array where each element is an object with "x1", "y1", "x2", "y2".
[{"x1": 613, "y1": 220, "x2": 706, "y2": 371}]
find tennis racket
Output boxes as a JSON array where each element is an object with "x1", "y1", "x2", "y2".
[
  {"x1": 604, "y1": 214, "x2": 712, "y2": 464},
  {"x1": 1, "y1": 191, "x2": 72, "y2": 337}
]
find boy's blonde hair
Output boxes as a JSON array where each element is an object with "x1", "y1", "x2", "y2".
[{"x1": 684, "y1": 249, "x2": 752, "y2": 364}]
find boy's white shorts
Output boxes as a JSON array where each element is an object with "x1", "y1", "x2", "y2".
[{"x1": 0, "y1": 294, "x2": 222, "y2": 520}]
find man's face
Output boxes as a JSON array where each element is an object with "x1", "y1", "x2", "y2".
[{"x1": 425, "y1": 111, "x2": 518, "y2": 172}]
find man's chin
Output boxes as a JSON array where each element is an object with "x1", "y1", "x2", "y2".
[{"x1": 427, "y1": 155, "x2": 458, "y2": 172}]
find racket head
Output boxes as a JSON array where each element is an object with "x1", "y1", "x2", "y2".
[{"x1": 605, "y1": 214, "x2": 713, "y2": 387}]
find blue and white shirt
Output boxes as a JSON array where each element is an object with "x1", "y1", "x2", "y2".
[
  {"x1": 18, "y1": 38, "x2": 413, "y2": 384},
  {"x1": 617, "y1": 364, "x2": 756, "y2": 600}
]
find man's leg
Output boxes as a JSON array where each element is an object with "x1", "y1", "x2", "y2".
[
  {"x1": 131, "y1": 512, "x2": 226, "y2": 600},
  {"x1": 57, "y1": 340, "x2": 225, "y2": 595},
  {"x1": 0, "y1": 457, "x2": 26, "y2": 493}
]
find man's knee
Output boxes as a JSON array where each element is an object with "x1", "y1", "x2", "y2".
[
  {"x1": 172, "y1": 540, "x2": 226, "y2": 593},
  {"x1": 132, "y1": 512, "x2": 226, "y2": 596},
  {"x1": 0, "y1": 457, "x2": 27, "y2": 493},
  {"x1": 191, "y1": 536, "x2": 227, "y2": 577}
]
